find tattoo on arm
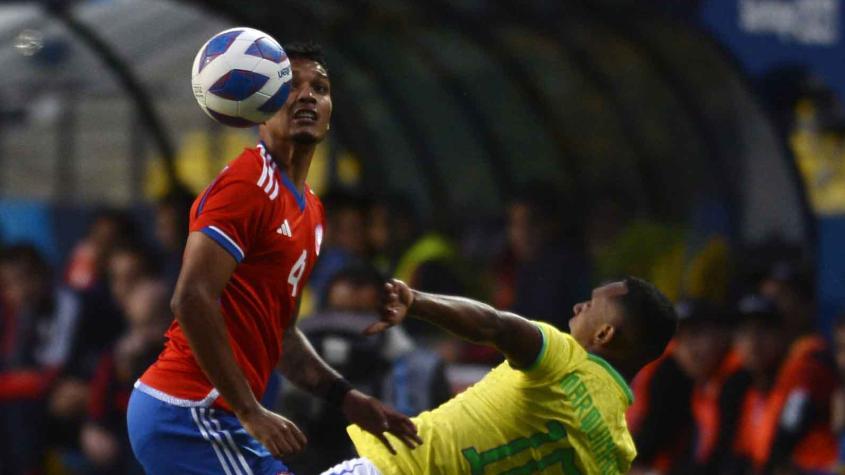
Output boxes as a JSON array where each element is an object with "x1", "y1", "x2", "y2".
[{"x1": 278, "y1": 327, "x2": 343, "y2": 398}]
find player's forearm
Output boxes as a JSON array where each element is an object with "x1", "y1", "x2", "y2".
[
  {"x1": 172, "y1": 290, "x2": 260, "y2": 416},
  {"x1": 278, "y1": 328, "x2": 345, "y2": 398},
  {"x1": 409, "y1": 290, "x2": 506, "y2": 346}
]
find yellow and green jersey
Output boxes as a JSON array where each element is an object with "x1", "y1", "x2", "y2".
[{"x1": 348, "y1": 322, "x2": 636, "y2": 475}]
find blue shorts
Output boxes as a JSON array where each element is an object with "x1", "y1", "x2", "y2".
[{"x1": 127, "y1": 387, "x2": 291, "y2": 475}]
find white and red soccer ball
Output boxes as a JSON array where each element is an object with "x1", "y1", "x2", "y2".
[{"x1": 191, "y1": 27, "x2": 292, "y2": 127}]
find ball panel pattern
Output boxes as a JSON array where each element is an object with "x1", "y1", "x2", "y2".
[
  {"x1": 208, "y1": 69, "x2": 270, "y2": 101},
  {"x1": 258, "y1": 82, "x2": 291, "y2": 113},
  {"x1": 245, "y1": 37, "x2": 286, "y2": 64},
  {"x1": 192, "y1": 27, "x2": 292, "y2": 127},
  {"x1": 197, "y1": 29, "x2": 243, "y2": 73},
  {"x1": 207, "y1": 109, "x2": 256, "y2": 128}
]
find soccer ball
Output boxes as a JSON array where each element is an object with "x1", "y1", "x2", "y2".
[{"x1": 191, "y1": 27, "x2": 292, "y2": 127}]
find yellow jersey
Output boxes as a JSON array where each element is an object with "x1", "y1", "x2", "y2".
[{"x1": 348, "y1": 322, "x2": 636, "y2": 475}]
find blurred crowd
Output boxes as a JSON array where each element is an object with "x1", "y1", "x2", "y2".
[
  {"x1": 615, "y1": 72, "x2": 845, "y2": 475},
  {"x1": 627, "y1": 260, "x2": 845, "y2": 475},
  {"x1": 0, "y1": 180, "x2": 841, "y2": 475}
]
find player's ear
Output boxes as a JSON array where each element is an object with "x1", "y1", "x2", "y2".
[{"x1": 592, "y1": 323, "x2": 616, "y2": 347}]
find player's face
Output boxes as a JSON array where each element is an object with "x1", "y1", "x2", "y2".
[
  {"x1": 0, "y1": 263, "x2": 44, "y2": 311},
  {"x1": 108, "y1": 252, "x2": 144, "y2": 308},
  {"x1": 569, "y1": 281, "x2": 627, "y2": 347},
  {"x1": 675, "y1": 324, "x2": 731, "y2": 382},
  {"x1": 734, "y1": 320, "x2": 784, "y2": 375},
  {"x1": 267, "y1": 58, "x2": 332, "y2": 145}
]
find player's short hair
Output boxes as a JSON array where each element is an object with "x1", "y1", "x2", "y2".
[
  {"x1": 617, "y1": 276, "x2": 678, "y2": 363},
  {"x1": 284, "y1": 41, "x2": 329, "y2": 76}
]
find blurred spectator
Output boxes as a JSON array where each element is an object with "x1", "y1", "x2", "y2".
[
  {"x1": 287, "y1": 265, "x2": 450, "y2": 474},
  {"x1": 307, "y1": 189, "x2": 369, "y2": 309},
  {"x1": 47, "y1": 240, "x2": 162, "y2": 469},
  {"x1": 80, "y1": 280, "x2": 170, "y2": 475},
  {"x1": 64, "y1": 215, "x2": 144, "y2": 380},
  {"x1": 323, "y1": 265, "x2": 383, "y2": 313},
  {"x1": 731, "y1": 295, "x2": 837, "y2": 475},
  {"x1": 628, "y1": 342, "x2": 693, "y2": 474},
  {"x1": 0, "y1": 244, "x2": 82, "y2": 474},
  {"x1": 65, "y1": 240, "x2": 159, "y2": 383},
  {"x1": 106, "y1": 241, "x2": 162, "y2": 311},
  {"x1": 672, "y1": 300, "x2": 745, "y2": 475},
  {"x1": 318, "y1": 263, "x2": 450, "y2": 407},
  {"x1": 369, "y1": 191, "x2": 466, "y2": 296},
  {"x1": 759, "y1": 260, "x2": 816, "y2": 337},
  {"x1": 491, "y1": 184, "x2": 590, "y2": 329},
  {"x1": 64, "y1": 210, "x2": 138, "y2": 292},
  {"x1": 153, "y1": 185, "x2": 194, "y2": 289},
  {"x1": 368, "y1": 192, "x2": 418, "y2": 275}
]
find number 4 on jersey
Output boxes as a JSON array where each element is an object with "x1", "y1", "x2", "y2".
[{"x1": 288, "y1": 250, "x2": 307, "y2": 297}]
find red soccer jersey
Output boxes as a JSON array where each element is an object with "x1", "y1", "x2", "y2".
[{"x1": 139, "y1": 143, "x2": 324, "y2": 411}]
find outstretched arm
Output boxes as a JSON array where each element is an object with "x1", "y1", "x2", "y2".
[
  {"x1": 366, "y1": 279, "x2": 543, "y2": 369},
  {"x1": 279, "y1": 314, "x2": 421, "y2": 453}
]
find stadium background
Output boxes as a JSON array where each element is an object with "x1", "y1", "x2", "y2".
[{"x1": 2, "y1": 0, "x2": 845, "y2": 474}]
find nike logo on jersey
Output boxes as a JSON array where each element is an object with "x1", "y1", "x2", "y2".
[{"x1": 276, "y1": 220, "x2": 292, "y2": 237}]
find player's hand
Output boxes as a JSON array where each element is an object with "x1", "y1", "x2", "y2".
[
  {"x1": 342, "y1": 389, "x2": 423, "y2": 454},
  {"x1": 237, "y1": 405, "x2": 307, "y2": 458},
  {"x1": 364, "y1": 279, "x2": 415, "y2": 336}
]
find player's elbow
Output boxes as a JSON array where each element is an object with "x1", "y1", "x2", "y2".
[
  {"x1": 170, "y1": 286, "x2": 213, "y2": 324},
  {"x1": 476, "y1": 310, "x2": 510, "y2": 346}
]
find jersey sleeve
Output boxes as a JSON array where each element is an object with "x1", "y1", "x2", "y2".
[
  {"x1": 190, "y1": 165, "x2": 268, "y2": 264},
  {"x1": 519, "y1": 321, "x2": 586, "y2": 383}
]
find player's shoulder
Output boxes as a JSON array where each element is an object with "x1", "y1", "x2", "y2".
[
  {"x1": 223, "y1": 145, "x2": 264, "y2": 182},
  {"x1": 217, "y1": 144, "x2": 287, "y2": 201},
  {"x1": 520, "y1": 320, "x2": 585, "y2": 380},
  {"x1": 532, "y1": 321, "x2": 578, "y2": 349}
]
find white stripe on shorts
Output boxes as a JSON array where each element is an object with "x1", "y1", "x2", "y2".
[
  {"x1": 207, "y1": 409, "x2": 254, "y2": 475},
  {"x1": 198, "y1": 408, "x2": 244, "y2": 475},
  {"x1": 190, "y1": 407, "x2": 235, "y2": 475}
]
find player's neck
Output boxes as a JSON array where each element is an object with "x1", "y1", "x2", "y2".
[
  {"x1": 593, "y1": 350, "x2": 637, "y2": 382},
  {"x1": 276, "y1": 143, "x2": 314, "y2": 193}
]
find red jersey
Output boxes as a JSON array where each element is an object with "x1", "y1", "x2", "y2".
[{"x1": 139, "y1": 143, "x2": 324, "y2": 411}]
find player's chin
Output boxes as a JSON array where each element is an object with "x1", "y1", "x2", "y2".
[{"x1": 290, "y1": 129, "x2": 322, "y2": 145}]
